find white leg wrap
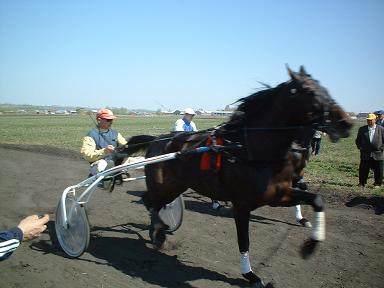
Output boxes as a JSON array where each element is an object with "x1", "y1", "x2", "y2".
[
  {"x1": 240, "y1": 252, "x2": 252, "y2": 274},
  {"x1": 311, "y1": 211, "x2": 325, "y2": 241},
  {"x1": 295, "y1": 205, "x2": 303, "y2": 221}
]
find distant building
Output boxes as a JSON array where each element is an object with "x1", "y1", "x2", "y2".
[
  {"x1": 357, "y1": 112, "x2": 370, "y2": 119},
  {"x1": 173, "y1": 110, "x2": 181, "y2": 115},
  {"x1": 55, "y1": 110, "x2": 69, "y2": 115},
  {"x1": 211, "y1": 111, "x2": 233, "y2": 116},
  {"x1": 158, "y1": 109, "x2": 181, "y2": 115}
]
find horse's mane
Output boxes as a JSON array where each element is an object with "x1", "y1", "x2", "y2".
[
  {"x1": 225, "y1": 69, "x2": 330, "y2": 129},
  {"x1": 226, "y1": 82, "x2": 288, "y2": 127}
]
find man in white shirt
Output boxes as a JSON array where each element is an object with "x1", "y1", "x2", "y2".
[
  {"x1": 311, "y1": 130, "x2": 323, "y2": 155},
  {"x1": 172, "y1": 108, "x2": 223, "y2": 210},
  {"x1": 355, "y1": 113, "x2": 384, "y2": 187},
  {"x1": 173, "y1": 108, "x2": 198, "y2": 132}
]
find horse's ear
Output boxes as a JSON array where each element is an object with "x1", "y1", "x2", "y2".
[
  {"x1": 286, "y1": 64, "x2": 298, "y2": 80},
  {"x1": 299, "y1": 65, "x2": 307, "y2": 76}
]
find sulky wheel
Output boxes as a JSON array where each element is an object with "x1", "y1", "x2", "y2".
[
  {"x1": 55, "y1": 194, "x2": 90, "y2": 258},
  {"x1": 158, "y1": 195, "x2": 185, "y2": 233}
]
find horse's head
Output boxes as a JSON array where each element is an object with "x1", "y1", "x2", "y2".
[
  {"x1": 223, "y1": 66, "x2": 352, "y2": 162},
  {"x1": 286, "y1": 66, "x2": 352, "y2": 142}
]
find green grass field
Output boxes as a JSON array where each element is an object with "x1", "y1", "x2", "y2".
[
  {"x1": 0, "y1": 115, "x2": 382, "y2": 195},
  {"x1": 0, "y1": 115, "x2": 223, "y2": 150}
]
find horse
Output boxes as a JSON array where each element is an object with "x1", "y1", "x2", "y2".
[
  {"x1": 283, "y1": 141, "x2": 311, "y2": 227},
  {"x1": 125, "y1": 66, "x2": 352, "y2": 287}
]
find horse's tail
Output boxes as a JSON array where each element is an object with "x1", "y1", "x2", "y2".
[{"x1": 125, "y1": 135, "x2": 156, "y2": 156}]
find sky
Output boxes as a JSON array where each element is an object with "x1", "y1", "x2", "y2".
[{"x1": 0, "y1": 0, "x2": 383, "y2": 112}]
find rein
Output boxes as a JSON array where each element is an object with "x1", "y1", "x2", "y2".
[{"x1": 124, "y1": 122, "x2": 322, "y2": 151}]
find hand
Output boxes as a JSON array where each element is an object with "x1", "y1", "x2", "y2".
[
  {"x1": 17, "y1": 214, "x2": 49, "y2": 241},
  {"x1": 105, "y1": 145, "x2": 115, "y2": 153}
]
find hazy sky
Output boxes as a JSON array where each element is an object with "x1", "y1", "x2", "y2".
[{"x1": 0, "y1": 0, "x2": 383, "y2": 112}]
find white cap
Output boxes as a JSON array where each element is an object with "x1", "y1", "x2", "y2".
[{"x1": 184, "y1": 108, "x2": 196, "y2": 115}]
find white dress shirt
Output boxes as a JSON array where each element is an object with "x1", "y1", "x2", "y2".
[{"x1": 368, "y1": 125, "x2": 376, "y2": 143}]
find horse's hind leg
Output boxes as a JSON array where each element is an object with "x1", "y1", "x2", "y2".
[
  {"x1": 294, "y1": 205, "x2": 312, "y2": 227},
  {"x1": 292, "y1": 176, "x2": 312, "y2": 227},
  {"x1": 149, "y1": 207, "x2": 168, "y2": 248},
  {"x1": 145, "y1": 166, "x2": 186, "y2": 248}
]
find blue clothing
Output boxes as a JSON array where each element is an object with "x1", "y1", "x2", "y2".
[
  {"x1": 182, "y1": 119, "x2": 194, "y2": 132},
  {"x1": 173, "y1": 118, "x2": 198, "y2": 132},
  {"x1": 0, "y1": 227, "x2": 23, "y2": 261},
  {"x1": 87, "y1": 128, "x2": 118, "y2": 161}
]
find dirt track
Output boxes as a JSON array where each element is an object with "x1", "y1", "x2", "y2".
[{"x1": 0, "y1": 146, "x2": 383, "y2": 288}]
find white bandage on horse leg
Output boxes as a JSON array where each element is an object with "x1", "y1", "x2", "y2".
[
  {"x1": 311, "y1": 211, "x2": 325, "y2": 241},
  {"x1": 240, "y1": 252, "x2": 252, "y2": 274},
  {"x1": 295, "y1": 205, "x2": 303, "y2": 221}
]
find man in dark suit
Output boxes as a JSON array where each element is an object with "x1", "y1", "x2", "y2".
[{"x1": 355, "y1": 113, "x2": 384, "y2": 187}]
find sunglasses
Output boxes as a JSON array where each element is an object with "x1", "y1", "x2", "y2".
[{"x1": 103, "y1": 119, "x2": 113, "y2": 122}]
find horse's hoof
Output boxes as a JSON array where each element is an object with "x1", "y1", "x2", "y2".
[
  {"x1": 300, "y1": 238, "x2": 319, "y2": 259},
  {"x1": 298, "y1": 218, "x2": 312, "y2": 228},
  {"x1": 149, "y1": 226, "x2": 167, "y2": 249},
  {"x1": 242, "y1": 271, "x2": 260, "y2": 284},
  {"x1": 298, "y1": 182, "x2": 308, "y2": 191}
]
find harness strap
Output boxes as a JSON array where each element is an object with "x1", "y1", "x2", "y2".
[{"x1": 200, "y1": 135, "x2": 224, "y2": 171}]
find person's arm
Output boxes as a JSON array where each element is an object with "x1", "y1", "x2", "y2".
[
  {"x1": 0, "y1": 214, "x2": 49, "y2": 261},
  {"x1": 173, "y1": 119, "x2": 185, "y2": 132},
  {"x1": 80, "y1": 136, "x2": 108, "y2": 162},
  {"x1": 355, "y1": 128, "x2": 362, "y2": 150},
  {"x1": 0, "y1": 228, "x2": 23, "y2": 261},
  {"x1": 117, "y1": 133, "x2": 128, "y2": 146}
]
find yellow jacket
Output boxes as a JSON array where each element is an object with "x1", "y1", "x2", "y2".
[{"x1": 80, "y1": 129, "x2": 127, "y2": 162}]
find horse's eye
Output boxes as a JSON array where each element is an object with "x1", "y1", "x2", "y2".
[{"x1": 290, "y1": 88, "x2": 297, "y2": 94}]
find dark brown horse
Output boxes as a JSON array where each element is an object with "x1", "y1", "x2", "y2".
[{"x1": 126, "y1": 67, "x2": 352, "y2": 287}]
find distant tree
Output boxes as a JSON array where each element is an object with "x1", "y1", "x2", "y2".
[
  {"x1": 76, "y1": 108, "x2": 87, "y2": 115},
  {"x1": 111, "y1": 107, "x2": 129, "y2": 115},
  {"x1": 224, "y1": 105, "x2": 235, "y2": 111}
]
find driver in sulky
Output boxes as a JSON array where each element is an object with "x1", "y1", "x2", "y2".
[{"x1": 80, "y1": 108, "x2": 128, "y2": 177}]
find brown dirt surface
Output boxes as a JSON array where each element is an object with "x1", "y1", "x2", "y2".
[{"x1": 0, "y1": 146, "x2": 383, "y2": 288}]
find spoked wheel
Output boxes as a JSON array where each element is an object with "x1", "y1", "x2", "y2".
[
  {"x1": 55, "y1": 194, "x2": 90, "y2": 258},
  {"x1": 158, "y1": 195, "x2": 184, "y2": 232}
]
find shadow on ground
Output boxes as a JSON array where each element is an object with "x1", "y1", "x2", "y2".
[
  {"x1": 346, "y1": 196, "x2": 384, "y2": 215},
  {"x1": 31, "y1": 221, "x2": 248, "y2": 288}
]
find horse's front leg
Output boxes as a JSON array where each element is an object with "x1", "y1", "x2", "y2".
[
  {"x1": 289, "y1": 188, "x2": 325, "y2": 258},
  {"x1": 233, "y1": 205, "x2": 268, "y2": 287}
]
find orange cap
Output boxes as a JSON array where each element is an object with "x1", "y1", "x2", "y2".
[{"x1": 96, "y1": 108, "x2": 116, "y2": 120}]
